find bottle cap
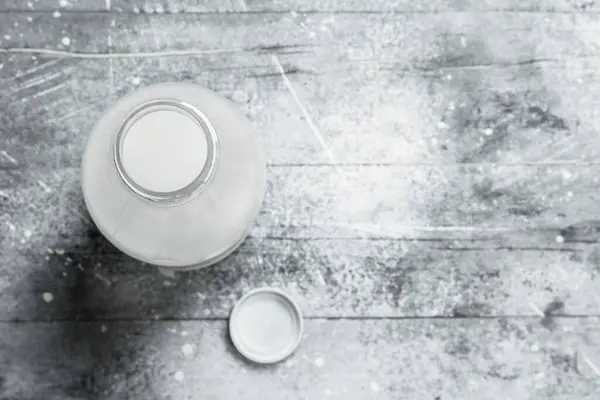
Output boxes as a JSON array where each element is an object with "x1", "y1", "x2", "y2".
[{"x1": 229, "y1": 288, "x2": 303, "y2": 364}]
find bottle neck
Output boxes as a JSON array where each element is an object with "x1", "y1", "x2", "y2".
[{"x1": 113, "y1": 99, "x2": 219, "y2": 204}]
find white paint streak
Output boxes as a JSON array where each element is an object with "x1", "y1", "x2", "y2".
[
  {"x1": 73, "y1": 208, "x2": 93, "y2": 227},
  {"x1": 1, "y1": 150, "x2": 17, "y2": 164},
  {"x1": 271, "y1": 55, "x2": 340, "y2": 170},
  {"x1": 107, "y1": 31, "x2": 114, "y2": 93},
  {"x1": 31, "y1": 81, "x2": 69, "y2": 99},
  {"x1": 0, "y1": 47, "x2": 245, "y2": 59},
  {"x1": 582, "y1": 355, "x2": 600, "y2": 377},
  {"x1": 528, "y1": 302, "x2": 545, "y2": 317},
  {"x1": 17, "y1": 59, "x2": 61, "y2": 79},
  {"x1": 94, "y1": 273, "x2": 111, "y2": 286},
  {"x1": 12, "y1": 71, "x2": 62, "y2": 94},
  {"x1": 105, "y1": 0, "x2": 111, "y2": 11},
  {"x1": 37, "y1": 180, "x2": 52, "y2": 193}
]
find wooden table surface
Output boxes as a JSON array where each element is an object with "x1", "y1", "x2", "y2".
[{"x1": 2, "y1": 1, "x2": 600, "y2": 399}]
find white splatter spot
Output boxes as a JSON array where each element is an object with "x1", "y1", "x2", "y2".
[
  {"x1": 5, "y1": 221, "x2": 16, "y2": 231},
  {"x1": 27, "y1": 16, "x2": 33, "y2": 22},
  {"x1": 0, "y1": 63, "x2": 3, "y2": 70},
  {"x1": 55, "y1": 248, "x2": 65, "y2": 255},
  {"x1": 556, "y1": 235, "x2": 565, "y2": 244},
  {"x1": 37, "y1": 180, "x2": 51, "y2": 193},
  {"x1": 133, "y1": 6, "x2": 140, "y2": 13},
  {"x1": 45, "y1": 256, "x2": 50, "y2": 261},
  {"x1": 181, "y1": 330, "x2": 188, "y2": 337},
  {"x1": 155, "y1": 5, "x2": 164, "y2": 13},
  {"x1": 566, "y1": 191, "x2": 573, "y2": 198},
  {"x1": 290, "y1": 10, "x2": 298, "y2": 17},
  {"x1": 42, "y1": 292, "x2": 54, "y2": 303},
  {"x1": 370, "y1": 381, "x2": 380, "y2": 392},
  {"x1": 24, "y1": 230, "x2": 32, "y2": 240},
  {"x1": 531, "y1": 344, "x2": 539, "y2": 351},
  {"x1": 4, "y1": 35, "x2": 11, "y2": 40},
  {"x1": 61, "y1": 36, "x2": 71, "y2": 46},
  {"x1": 163, "y1": 281, "x2": 173, "y2": 286},
  {"x1": 203, "y1": 309, "x2": 211, "y2": 316},
  {"x1": 14, "y1": 22, "x2": 19, "y2": 27},
  {"x1": 62, "y1": 272, "x2": 67, "y2": 277},
  {"x1": 324, "y1": 389, "x2": 332, "y2": 396},
  {"x1": 315, "y1": 357, "x2": 325, "y2": 367},
  {"x1": 445, "y1": 74, "x2": 452, "y2": 81},
  {"x1": 561, "y1": 169, "x2": 572, "y2": 180},
  {"x1": 437, "y1": 121, "x2": 448, "y2": 130},
  {"x1": 101, "y1": 325, "x2": 108, "y2": 333},
  {"x1": 167, "y1": 328, "x2": 177, "y2": 334},
  {"x1": 53, "y1": 10, "x2": 61, "y2": 18},
  {"x1": 47, "y1": 248, "x2": 54, "y2": 254},
  {"x1": 131, "y1": 76, "x2": 141, "y2": 85},
  {"x1": 27, "y1": 2, "x2": 33, "y2": 8},
  {"x1": 460, "y1": 36, "x2": 467, "y2": 47},
  {"x1": 59, "y1": 0, "x2": 68, "y2": 7},
  {"x1": 174, "y1": 371, "x2": 184, "y2": 382},
  {"x1": 483, "y1": 128, "x2": 494, "y2": 136},
  {"x1": 142, "y1": 5, "x2": 153, "y2": 13},
  {"x1": 181, "y1": 343, "x2": 194, "y2": 356}
]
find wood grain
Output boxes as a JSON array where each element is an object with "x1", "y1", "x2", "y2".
[
  {"x1": 2, "y1": 318, "x2": 600, "y2": 399},
  {"x1": 2, "y1": 4, "x2": 600, "y2": 398}
]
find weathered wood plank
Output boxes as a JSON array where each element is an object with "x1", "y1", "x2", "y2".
[
  {"x1": 2, "y1": 12, "x2": 600, "y2": 165},
  {"x1": 0, "y1": 13, "x2": 108, "y2": 51},
  {"x1": 3, "y1": 0, "x2": 599, "y2": 12},
  {"x1": 1, "y1": 318, "x2": 599, "y2": 399},
  {"x1": 1, "y1": 165, "x2": 598, "y2": 235},
  {"x1": 2, "y1": 228, "x2": 600, "y2": 320},
  {"x1": 3, "y1": 54, "x2": 600, "y2": 166}
]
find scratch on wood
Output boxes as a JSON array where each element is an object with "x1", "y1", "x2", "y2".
[
  {"x1": 581, "y1": 355, "x2": 600, "y2": 377},
  {"x1": 36, "y1": 180, "x2": 52, "y2": 193},
  {"x1": 15, "y1": 59, "x2": 61, "y2": 79},
  {"x1": 30, "y1": 82, "x2": 69, "y2": 99},
  {"x1": 528, "y1": 302, "x2": 545, "y2": 317},
  {"x1": 0, "y1": 47, "x2": 247, "y2": 59},
  {"x1": 12, "y1": 72, "x2": 62, "y2": 94},
  {"x1": 94, "y1": 272, "x2": 111, "y2": 286},
  {"x1": 1, "y1": 150, "x2": 17, "y2": 164},
  {"x1": 107, "y1": 26, "x2": 114, "y2": 94},
  {"x1": 271, "y1": 55, "x2": 340, "y2": 171},
  {"x1": 73, "y1": 208, "x2": 94, "y2": 227}
]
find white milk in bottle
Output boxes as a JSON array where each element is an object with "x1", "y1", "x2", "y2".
[{"x1": 81, "y1": 83, "x2": 266, "y2": 271}]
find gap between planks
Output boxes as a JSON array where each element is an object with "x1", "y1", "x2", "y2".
[
  {"x1": 1, "y1": 315, "x2": 600, "y2": 324},
  {"x1": 0, "y1": 9, "x2": 599, "y2": 15}
]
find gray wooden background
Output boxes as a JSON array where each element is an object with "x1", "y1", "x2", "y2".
[{"x1": 2, "y1": 0, "x2": 600, "y2": 399}]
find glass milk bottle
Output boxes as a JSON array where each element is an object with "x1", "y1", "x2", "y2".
[{"x1": 81, "y1": 83, "x2": 266, "y2": 271}]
